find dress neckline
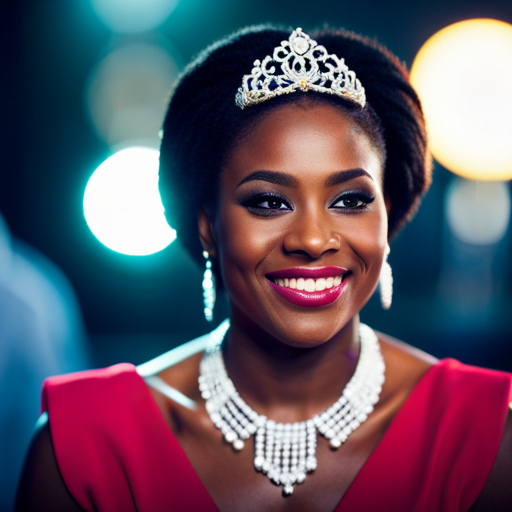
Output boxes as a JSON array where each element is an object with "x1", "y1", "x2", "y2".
[{"x1": 134, "y1": 357, "x2": 445, "y2": 512}]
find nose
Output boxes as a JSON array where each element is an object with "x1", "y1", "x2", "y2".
[{"x1": 283, "y1": 208, "x2": 341, "y2": 259}]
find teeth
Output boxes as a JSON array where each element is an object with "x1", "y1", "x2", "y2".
[
  {"x1": 304, "y1": 279, "x2": 315, "y2": 292},
  {"x1": 272, "y1": 274, "x2": 345, "y2": 291}
]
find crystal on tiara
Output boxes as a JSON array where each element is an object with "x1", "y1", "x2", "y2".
[{"x1": 235, "y1": 28, "x2": 366, "y2": 109}]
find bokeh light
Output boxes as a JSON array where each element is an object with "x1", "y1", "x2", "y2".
[
  {"x1": 91, "y1": 0, "x2": 179, "y2": 33},
  {"x1": 83, "y1": 147, "x2": 176, "y2": 256},
  {"x1": 86, "y1": 42, "x2": 180, "y2": 150},
  {"x1": 411, "y1": 19, "x2": 512, "y2": 180},
  {"x1": 446, "y1": 178, "x2": 510, "y2": 245}
]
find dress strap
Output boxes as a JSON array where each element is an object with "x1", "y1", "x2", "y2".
[{"x1": 143, "y1": 374, "x2": 197, "y2": 410}]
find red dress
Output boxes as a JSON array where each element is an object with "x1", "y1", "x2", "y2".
[{"x1": 42, "y1": 359, "x2": 512, "y2": 512}]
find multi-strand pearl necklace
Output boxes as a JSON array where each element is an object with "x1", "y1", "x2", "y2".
[{"x1": 198, "y1": 321, "x2": 385, "y2": 496}]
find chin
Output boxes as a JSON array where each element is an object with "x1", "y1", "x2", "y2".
[{"x1": 265, "y1": 310, "x2": 356, "y2": 349}]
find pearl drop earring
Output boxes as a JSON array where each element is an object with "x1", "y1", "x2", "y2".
[
  {"x1": 379, "y1": 245, "x2": 393, "y2": 310},
  {"x1": 202, "y1": 251, "x2": 216, "y2": 322}
]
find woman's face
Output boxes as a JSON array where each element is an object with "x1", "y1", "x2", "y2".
[{"x1": 202, "y1": 103, "x2": 388, "y2": 348}]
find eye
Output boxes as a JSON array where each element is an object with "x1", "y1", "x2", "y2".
[
  {"x1": 335, "y1": 197, "x2": 365, "y2": 208},
  {"x1": 240, "y1": 193, "x2": 293, "y2": 216},
  {"x1": 330, "y1": 192, "x2": 375, "y2": 210},
  {"x1": 259, "y1": 197, "x2": 289, "y2": 210}
]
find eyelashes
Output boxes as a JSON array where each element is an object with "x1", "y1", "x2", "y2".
[
  {"x1": 240, "y1": 192, "x2": 292, "y2": 217},
  {"x1": 239, "y1": 190, "x2": 375, "y2": 217},
  {"x1": 330, "y1": 191, "x2": 375, "y2": 210}
]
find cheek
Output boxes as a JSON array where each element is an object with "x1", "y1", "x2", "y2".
[
  {"x1": 329, "y1": 198, "x2": 388, "y2": 293},
  {"x1": 354, "y1": 205, "x2": 388, "y2": 250},
  {"x1": 215, "y1": 207, "x2": 277, "y2": 284},
  {"x1": 349, "y1": 202, "x2": 388, "y2": 282}
]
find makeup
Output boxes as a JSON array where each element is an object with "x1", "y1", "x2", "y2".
[{"x1": 266, "y1": 267, "x2": 350, "y2": 308}]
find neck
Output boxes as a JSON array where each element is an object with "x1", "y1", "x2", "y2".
[{"x1": 222, "y1": 311, "x2": 361, "y2": 424}]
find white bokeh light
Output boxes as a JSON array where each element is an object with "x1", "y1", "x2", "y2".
[
  {"x1": 91, "y1": 0, "x2": 179, "y2": 33},
  {"x1": 446, "y1": 178, "x2": 511, "y2": 245},
  {"x1": 84, "y1": 147, "x2": 176, "y2": 256},
  {"x1": 86, "y1": 42, "x2": 180, "y2": 150},
  {"x1": 411, "y1": 19, "x2": 512, "y2": 180}
]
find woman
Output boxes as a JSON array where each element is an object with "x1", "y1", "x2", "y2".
[{"x1": 16, "y1": 25, "x2": 512, "y2": 511}]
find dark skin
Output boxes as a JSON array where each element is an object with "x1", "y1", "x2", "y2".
[{"x1": 16, "y1": 104, "x2": 512, "y2": 511}]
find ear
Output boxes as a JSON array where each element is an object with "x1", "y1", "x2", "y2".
[{"x1": 198, "y1": 207, "x2": 217, "y2": 258}]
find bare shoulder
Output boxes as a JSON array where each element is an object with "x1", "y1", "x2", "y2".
[
  {"x1": 376, "y1": 330, "x2": 438, "y2": 366},
  {"x1": 470, "y1": 408, "x2": 512, "y2": 511},
  {"x1": 15, "y1": 412, "x2": 85, "y2": 512},
  {"x1": 375, "y1": 330, "x2": 438, "y2": 395}
]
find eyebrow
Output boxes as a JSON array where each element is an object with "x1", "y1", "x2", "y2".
[
  {"x1": 236, "y1": 170, "x2": 299, "y2": 189},
  {"x1": 323, "y1": 169, "x2": 374, "y2": 187},
  {"x1": 236, "y1": 168, "x2": 373, "y2": 189}
]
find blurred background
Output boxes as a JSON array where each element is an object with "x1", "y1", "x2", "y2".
[{"x1": 1, "y1": 0, "x2": 512, "y2": 508}]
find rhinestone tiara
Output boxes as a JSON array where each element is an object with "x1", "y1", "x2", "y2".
[{"x1": 235, "y1": 28, "x2": 366, "y2": 110}]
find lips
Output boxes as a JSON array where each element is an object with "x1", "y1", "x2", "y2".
[{"x1": 266, "y1": 266, "x2": 350, "y2": 308}]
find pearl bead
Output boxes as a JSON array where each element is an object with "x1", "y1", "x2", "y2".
[
  {"x1": 269, "y1": 471, "x2": 280, "y2": 484},
  {"x1": 306, "y1": 458, "x2": 317, "y2": 471},
  {"x1": 325, "y1": 429, "x2": 335, "y2": 440},
  {"x1": 254, "y1": 456, "x2": 264, "y2": 470},
  {"x1": 330, "y1": 438, "x2": 342, "y2": 449},
  {"x1": 283, "y1": 484, "x2": 294, "y2": 496},
  {"x1": 296, "y1": 471, "x2": 306, "y2": 484},
  {"x1": 280, "y1": 473, "x2": 291, "y2": 485},
  {"x1": 225, "y1": 431, "x2": 236, "y2": 443},
  {"x1": 233, "y1": 439, "x2": 245, "y2": 451},
  {"x1": 246, "y1": 424, "x2": 257, "y2": 434}
]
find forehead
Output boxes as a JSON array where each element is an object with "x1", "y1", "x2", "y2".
[{"x1": 223, "y1": 103, "x2": 383, "y2": 186}]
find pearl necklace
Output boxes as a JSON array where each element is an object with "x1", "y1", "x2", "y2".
[{"x1": 198, "y1": 321, "x2": 385, "y2": 496}]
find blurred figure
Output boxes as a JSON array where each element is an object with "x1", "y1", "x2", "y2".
[{"x1": 0, "y1": 212, "x2": 89, "y2": 512}]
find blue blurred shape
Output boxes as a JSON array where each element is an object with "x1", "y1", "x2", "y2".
[
  {"x1": 86, "y1": 41, "x2": 181, "y2": 150},
  {"x1": 91, "y1": 0, "x2": 180, "y2": 33},
  {"x1": 438, "y1": 178, "x2": 511, "y2": 331},
  {"x1": 0, "y1": 213, "x2": 90, "y2": 511},
  {"x1": 446, "y1": 178, "x2": 510, "y2": 246}
]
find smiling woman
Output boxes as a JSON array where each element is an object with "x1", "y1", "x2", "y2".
[
  {"x1": 207, "y1": 103, "x2": 387, "y2": 348},
  {"x1": 16, "y1": 25, "x2": 512, "y2": 512}
]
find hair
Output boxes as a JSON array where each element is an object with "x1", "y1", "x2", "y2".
[{"x1": 159, "y1": 24, "x2": 432, "y2": 271}]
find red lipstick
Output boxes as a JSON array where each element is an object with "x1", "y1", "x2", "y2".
[{"x1": 266, "y1": 267, "x2": 350, "y2": 308}]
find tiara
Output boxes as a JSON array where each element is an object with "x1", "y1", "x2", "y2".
[{"x1": 235, "y1": 28, "x2": 366, "y2": 109}]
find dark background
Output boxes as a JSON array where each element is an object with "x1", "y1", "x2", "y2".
[{"x1": 1, "y1": 0, "x2": 512, "y2": 370}]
